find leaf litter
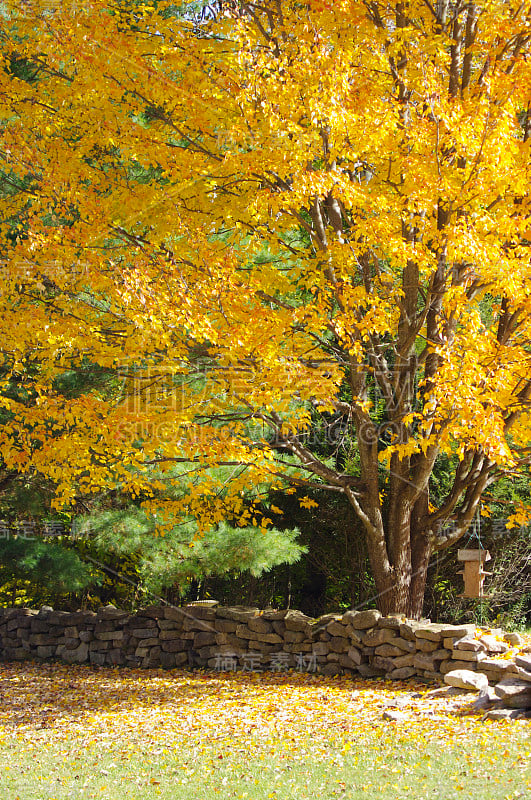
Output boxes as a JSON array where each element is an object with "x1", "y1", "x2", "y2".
[{"x1": 0, "y1": 661, "x2": 528, "y2": 799}]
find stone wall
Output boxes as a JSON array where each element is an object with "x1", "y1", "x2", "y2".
[{"x1": 0, "y1": 604, "x2": 525, "y2": 686}]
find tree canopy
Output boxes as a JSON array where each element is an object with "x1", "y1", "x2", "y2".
[{"x1": 1, "y1": 0, "x2": 530, "y2": 615}]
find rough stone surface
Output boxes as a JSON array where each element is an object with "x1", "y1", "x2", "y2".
[
  {"x1": 98, "y1": 605, "x2": 129, "y2": 621},
  {"x1": 413, "y1": 653, "x2": 435, "y2": 671},
  {"x1": 0, "y1": 605, "x2": 527, "y2": 694},
  {"x1": 391, "y1": 637, "x2": 416, "y2": 653},
  {"x1": 338, "y1": 654, "x2": 360, "y2": 670},
  {"x1": 470, "y1": 687, "x2": 499, "y2": 711},
  {"x1": 389, "y1": 667, "x2": 417, "y2": 680},
  {"x1": 374, "y1": 644, "x2": 404, "y2": 658},
  {"x1": 62, "y1": 642, "x2": 88, "y2": 664},
  {"x1": 163, "y1": 607, "x2": 186, "y2": 623},
  {"x1": 494, "y1": 678, "x2": 531, "y2": 703},
  {"x1": 327, "y1": 621, "x2": 349, "y2": 638},
  {"x1": 444, "y1": 669, "x2": 489, "y2": 692},
  {"x1": 194, "y1": 632, "x2": 217, "y2": 648},
  {"x1": 235, "y1": 626, "x2": 282, "y2": 644},
  {"x1": 130, "y1": 628, "x2": 158, "y2": 639},
  {"x1": 430, "y1": 649, "x2": 451, "y2": 662},
  {"x1": 478, "y1": 635, "x2": 509, "y2": 654},
  {"x1": 343, "y1": 610, "x2": 381, "y2": 630},
  {"x1": 159, "y1": 629, "x2": 184, "y2": 640},
  {"x1": 485, "y1": 708, "x2": 523, "y2": 720},
  {"x1": 362, "y1": 628, "x2": 397, "y2": 647},
  {"x1": 504, "y1": 632, "x2": 523, "y2": 646},
  {"x1": 372, "y1": 655, "x2": 395, "y2": 672},
  {"x1": 451, "y1": 649, "x2": 486, "y2": 662},
  {"x1": 510, "y1": 665, "x2": 531, "y2": 683},
  {"x1": 137, "y1": 605, "x2": 166, "y2": 619},
  {"x1": 346, "y1": 647, "x2": 362, "y2": 665},
  {"x1": 327, "y1": 636, "x2": 349, "y2": 653},
  {"x1": 357, "y1": 662, "x2": 385, "y2": 678},
  {"x1": 439, "y1": 624, "x2": 476, "y2": 638},
  {"x1": 247, "y1": 616, "x2": 272, "y2": 634},
  {"x1": 399, "y1": 622, "x2": 420, "y2": 641},
  {"x1": 480, "y1": 658, "x2": 513, "y2": 674},
  {"x1": 216, "y1": 607, "x2": 260, "y2": 623},
  {"x1": 515, "y1": 654, "x2": 531, "y2": 672},
  {"x1": 377, "y1": 616, "x2": 403, "y2": 630},
  {"x1": 416, "y1": 639, "x2": 440, "y2": 653},
  {"x1": 453, "y1": 636, "x2": 486, "y2": 652},
  {"x1": 392, "y1": 653, "x2": 416, "y2": 669},
  {"x1": 414, "y1": 624, "x2": 444, "y2": 642},
  {"x1": 283, "y1": 611, "x2": 313, "y2": 634}
]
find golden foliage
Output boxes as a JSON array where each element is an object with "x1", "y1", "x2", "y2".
[{"x1": 1, "y1": 1, "x2": 531, "y2": 609}]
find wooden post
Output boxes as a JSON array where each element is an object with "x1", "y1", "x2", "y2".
[{"x1": 457, "y1": 549, "x2": 492, "y2": 598}]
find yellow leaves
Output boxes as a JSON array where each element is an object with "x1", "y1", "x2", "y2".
[
  {"x1": 382, "y1": 439, "x2": 419, "y2": 460},
  {"x1": 0, "y1": 0, "x2": 530, "y2": 537},
  {"x1": 299, "y1": 497, "x2": 318, "y2": 510},
  {"x1": 0, "y1": 658, "x2": 529, "y2": 795},
  {"x1": 506, "y1": 505, "x2": 531, "y2": 529}
]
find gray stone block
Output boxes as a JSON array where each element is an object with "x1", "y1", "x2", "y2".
[
  {"x1": 388, "y1": 666, "x2": 416, "y2": 680},
  {"x1": 329, "y1": 636, "x2": 350, "y2": 653},
  {"x1": 37, "y1": 645, "x2": 55, "y2": 659},
  {"x1": 452, "y1": 649, "x2": 486, "y2": 662},
  {"x1": 374, "y1": 644, "x2": 404, "y2": 658},
  {"x1": 327, "y1": 620, "x2": 349, "y2": 637},
  {"x1": 194, "y1": 631, "x2": 217, "y2": 648},
  {"x1": 362, "y1": 628, "x2": 397, "y2": 647},
  {"x1": 414, "y1": 624, "x2": 444, "y2": 642},
  {"x1": 343, "y1": 610, "x2": 381, "y2": 630},
  {"x1": 216, "y1": 606, "x2": 260, "y2": 623},
  {"x1": 247, "y1": 616, "x2": 272, "y2": 634},
  {"x1": 63, "y1": 642, "x2": 89, "y2": 664},
  {"x1": 444, "y1": 669, "x2": 488, "y2": 692},
  {"x1": 235, "y1": 625, "x2": 282, "y2": 644}
]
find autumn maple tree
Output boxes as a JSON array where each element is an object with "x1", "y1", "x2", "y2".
[{"x1": 1, "y1": 0, "x2": 530, "y2": 616}]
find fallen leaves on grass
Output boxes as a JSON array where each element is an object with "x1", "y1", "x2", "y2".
[
  {"x1": 0, "y1": 661, "x2": 527, "y2": 748},
  {"x1": 0, "y1": 662, "x2": 529, "y2": 800}
]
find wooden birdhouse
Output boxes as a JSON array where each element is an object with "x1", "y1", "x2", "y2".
[{"x1": 457, "y1": 549, "x2": 492, "y2": 598}]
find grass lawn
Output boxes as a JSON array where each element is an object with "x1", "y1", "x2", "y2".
[{"x1": 0, "y1": 662, "x2": 529, "y2": 799}]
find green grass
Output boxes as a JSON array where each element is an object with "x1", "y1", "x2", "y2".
[
  {"x1": 1, "y1": 725, "x2": 529, "y2": 800},
  {"x1": 0, "y1": 728, "x2": 529, "y2": 800},
  {"x1": 0, "y1": 662, "x2": 529, "y2": 799}
]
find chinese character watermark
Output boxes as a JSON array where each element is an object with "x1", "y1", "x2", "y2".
[
  {"x1": 209, "y1": 650, "x2": 318, "y2": 673},
  {"x1": 214, "y1": 652, "x2": 238, "y2": 671},
  {"x1": 0, "y1": 519, "x2": 92, "y2": 541}
]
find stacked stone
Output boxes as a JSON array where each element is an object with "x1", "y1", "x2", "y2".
[
  {"x1": 0, "y1": 605, "x2": 527, "y2": 689},
  {"x1": 206, "y1": 606, "x2": 288, "y2": 670},
  {"x1": 444, "y1": 637, "x2": 531, "y2": 720},
  {"x1": 488, "y1": 654, "x2": 531, "y2": 719},
  {"x1": 0, "y1": 607, "x2": 39, "y2": 660}
]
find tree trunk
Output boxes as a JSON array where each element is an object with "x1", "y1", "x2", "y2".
[
  {"x1": 408, "y1": 492, "x2": 432, "y2": 618},
  {"x1": 366, "y1": 540, "x2": 430, "y2": 618},
  {"x1": 408, "y1": 534, "x2": 431, "y2": 619},
  {"x1": 364, "y1": 529, "x2": 409, "y2": 616},
  {"x1": 362, "y1": 513, "x2": 431, "y2": 619}
]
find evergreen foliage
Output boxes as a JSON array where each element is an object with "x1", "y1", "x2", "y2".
[{"x1": 77, "y1": 504, "x2": 305, "y2": 600}]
